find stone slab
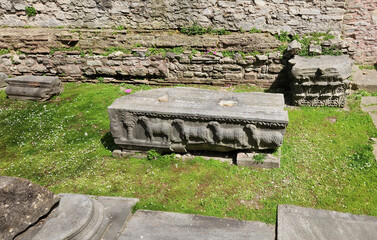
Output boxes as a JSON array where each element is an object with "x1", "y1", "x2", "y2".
[
  {"x1": 277, "y1": 204, "x2": 377, "y2": 240},
  {"x1": 108, "y1": 87, "x2": 288, "y2": 153},
  {"x1": 351, "y1": 66, "x2": 377, "y2": 92},
  {"x1": 361, "y1": 96, "x2": 377, "y2": 112},
  {"x1": 236, "y1": 150, "x2": 280, "y2": 169},
  {"x1": 95, "y1": 196, "x2": 139, "y2": 240},
  {"x1": 119, "y1": 210, "x2": 275, "y2": 240},
  {"x1": 0, "y1": 176, "x2": 60, "y2": 240},
  {"x1": 290, "y1": 55, "x2": 353, "y2": 81},
  {"x1": 16, "y1": 194, "x2": 139, "y2": 240},
  {"x1": 5, "y1": 75, "x2": 63, "y2": 101},
  {"x1": 109, "y1": 88, "x2": 287, "y2": 123}
]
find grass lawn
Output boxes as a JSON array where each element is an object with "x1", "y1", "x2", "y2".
[{"x1": 1, "y1": 83, "x2": 377, "y2": 224}]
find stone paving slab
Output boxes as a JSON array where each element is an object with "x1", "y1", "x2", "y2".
[
  {"x1": 277, "y1": 205, "x2": 377, "y2": 240},
  {"x1": 361, "y1": 96, "x2": 377, "y2": 112},
  {"x1": 352, "y1": 66, "x2": 377, "y2": 92},
  {"x1": 119, "y1": 210, "x2": 275, "y2": 240}
]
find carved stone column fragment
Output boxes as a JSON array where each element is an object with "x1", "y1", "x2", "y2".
[{"x1": 289, "y1": 55, "x2": 353, "y2": 107}]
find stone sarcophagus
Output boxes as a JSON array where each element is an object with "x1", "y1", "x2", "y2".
[
  {"x1": 108, "y1": 88, "x2": 288, "y2": 153},
  {"x1": 290, "y1": 55, "x2": 353, "y2": 107},
  {"x1": 5, "y1": 75, "x2": 63, "y2": 101}
]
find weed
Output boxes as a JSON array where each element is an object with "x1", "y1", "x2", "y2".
[
  {"x1": 0, "y1": 49, "x2": 10, "y2": 55},
  {"x1": 358, "y1": 65, "x2": 377, "y2": 71},
  {"x1": 180, "y1": 22, "x2": 208, "y2": 35},
  {"x1": 180, "y1": 23, "x2": 230, "y2": 36},
  {"x1": 112, "y1": 25, "x2": 126, "y2": 31},
  {"x1": 97, "y1": 77, "x2": 104, "y2": 83},
  {"x1": 222, "y1": 51, "x2": 235, "y2": 58},
  {"x1": 249, "y1": 28, "x2": 262, "y2": 34},
  {"x1": 133, "y1": 43, "x2": 143, "y2": 48},
  {"x1": 274, "y1": 31, "x2": 290, "y2": 43},
  {"x1": 348, "y1": 144, "x2": 375, "y2": 170},
  {"x1": 25, "y1": 6, "x2": 37, "y2": 17},
  {"x1": 253, "y1": 154, "x2": 266, "y2": 163}
]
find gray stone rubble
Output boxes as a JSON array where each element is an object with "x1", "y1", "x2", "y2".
[
  {"x1": 5, "y1": 75, "x2": 63, "y2": 101},
  {"x1": 289, "y1": 55, "x2": 353, "y2": 107},
  {"x1": 108, "y1": 87, "x2": 288, "y2": 155}
]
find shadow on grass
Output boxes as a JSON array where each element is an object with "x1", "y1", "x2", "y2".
[{"x1": 101, "y1": 132, "x2": 117, "y2": 151}]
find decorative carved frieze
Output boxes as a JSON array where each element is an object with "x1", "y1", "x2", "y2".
[
  {"x1": 289, "y1": 55, "x2": 353, "y2": 107},
  {"x1": 108, "y1": 88, "x2": 288, "y2": 153}
]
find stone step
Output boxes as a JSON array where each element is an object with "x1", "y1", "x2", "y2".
[
  {"x1": 118, "y1": 210, "x2": 275, "y2": 240},
  {"x1": 277, "y1": 205, "x2": 377, "y2": 240}
]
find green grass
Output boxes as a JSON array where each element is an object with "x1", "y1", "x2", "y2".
[{"x1": 1, "y1": 84, "x2": 377, "y2": 224}]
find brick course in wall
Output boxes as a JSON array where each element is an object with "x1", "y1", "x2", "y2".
[{"x1": 343, "y1": 0, "x2": 377, "y2": 64}]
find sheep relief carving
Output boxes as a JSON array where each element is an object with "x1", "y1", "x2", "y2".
[{"x1": 116, "y1": 114, "x2": 283, "y2": 150}]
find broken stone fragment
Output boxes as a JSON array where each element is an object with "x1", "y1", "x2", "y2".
[
  {"x1": 287, "y1": 40, "x2": 301, "y2": 55},
  {"x1": 309, "y1": 44, "x2": 322, "y2": 54},
  {"x1": 0, "y1": 176, "x2": 60, "y2": 240},
  {"x1": 5, "y1": 75, "x2": 63, "y2": 101}
]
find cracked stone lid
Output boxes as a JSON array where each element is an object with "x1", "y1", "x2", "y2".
[{"x1": 108, "y1": 87, "x2": 288, "y2": 125}]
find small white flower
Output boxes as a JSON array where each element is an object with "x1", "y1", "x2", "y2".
[{"x1": 84, "y1": 132, "x2": 88, "y2": 136}]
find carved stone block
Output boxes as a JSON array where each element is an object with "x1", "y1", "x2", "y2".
[
  {"x1": 289, "y1": 55, "x2": 353, "y2": 107},
  {"x1": 108, "y1": 88, "x2": 288, "y2": 153},
  {"x1": 5, "y1": 75, "x2": 63, "y2": 101}
]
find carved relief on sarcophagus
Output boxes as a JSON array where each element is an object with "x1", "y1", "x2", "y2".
[{"x1": 108, "y1": 88, "x2": 289, "y2": 153}]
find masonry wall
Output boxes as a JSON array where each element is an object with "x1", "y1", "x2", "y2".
[
  {"x1": 0, "y1": 0, "x2": 346, "y2": 34},
  {"x1": 343, "y1": 0, "x2": 377, "y2": 64},
  {"x1": 0, "y1": 0, "x2": 375, "y2": 64},
  {"x1": 0, "y1": 51, "x2": 289, "y2": 88}
]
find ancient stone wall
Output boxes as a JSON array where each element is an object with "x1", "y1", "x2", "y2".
[
  {"x1": 0, "y1": 0, "x2": 346, "y2": 35},
  {"x1": 0, "y1": 0, "x2": 375, "y2": 65},
  {"x1": 0, "y1": 50, "x2": 288, "y2": 88},
  {"x1": 343, "y1": 0, "x2": 377, "y2": 64}
]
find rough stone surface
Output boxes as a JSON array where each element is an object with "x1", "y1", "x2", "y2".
[
  {"x1": 287, "y1": 40, "x2": 301, "y2": 55},
  {"x1": 351, "y1": 65, "x2": 377, "y2": 92},
  {"x1": 0, "y1": 176, "x2": 60, "y2": 240},
  {"x1": 0, "y1": 72, "x2": 7, "y2": 88},
  {"x1": 5, "y1": 75, "x2": 63, "y2": 101},
  {"x1": 108, "y1": 87, "x2": 288, "y2": 153},
  {"x1": 119, "y1": 210, "x2": 275, "y2": 240},
  {"x1": 16, "y1": 194, "x2": 139, "y2": 240},
  {"x1": 343, "y1": 0, "x2": 377, "y2": 64},
  {"x1": 290, "y1": 55, "x2": 353, "y2": 107},
  {"x1": 0, "y1": 0, "x2": 375, "y2": 64},
  {"x1": 277, "y1": 204, "x2": 377, "y2": 240},
  {"x1": 0, "y1": 0, "x2": 346, "y2": 35}
]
